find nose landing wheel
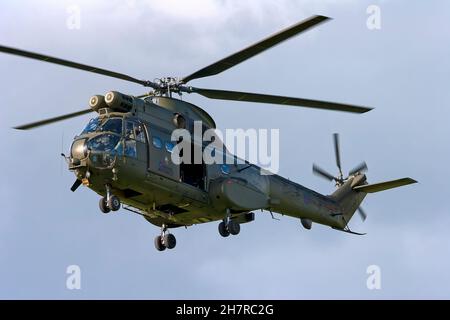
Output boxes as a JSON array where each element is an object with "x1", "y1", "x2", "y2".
[
  {"x1": 108, "y1": 195, "x2": 121, "y2": 211},
  {"x1": 99, "y1": 197, "x2": 110, "y2": 213},
  {"x1": 99, "y1": 184, "x2": 121, "y2": 213}
]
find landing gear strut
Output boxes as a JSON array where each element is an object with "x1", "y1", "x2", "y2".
[
  {"x1": 218, "y1": 209, "x2": 240, "y2": 237},
  {"x1": 154, "y1": 224, "x2": 176, "y2": 251},
  {"x1": 99, "y1": 184, "x2": 121, "y2": 213}
]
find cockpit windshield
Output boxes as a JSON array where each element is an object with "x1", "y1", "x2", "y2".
[
  {"x1": 101, "y1": 118, "x2": 122, "y2": 134},
  {"x1": 82, "y1": 117, "x2": 101, "y2": 134},
  {"x1": 81, "y1": 117, "x2": 123, "y2": 135},
  {"x1": 87, "y1": 134, "x2": 121, "y2": 152}
]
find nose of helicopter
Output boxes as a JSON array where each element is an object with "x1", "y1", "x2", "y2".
[
  {"x1": 71, "y1": 138, "x2": 88, "y2": 160},
  {"x1": 69, "y1": 133, "x2": 121, "y2": 170}
]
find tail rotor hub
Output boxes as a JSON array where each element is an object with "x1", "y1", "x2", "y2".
[{"x1": 312, "y1": 133, "x2": 368, "y2": 188}]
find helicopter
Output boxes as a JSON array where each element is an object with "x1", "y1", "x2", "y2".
[{"x1": 1, "y1": 15, "x2": 416, "y2": 251}]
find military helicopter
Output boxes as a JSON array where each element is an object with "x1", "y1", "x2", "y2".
[{"x1": 1, "y1": 15, "x2": 416, "y2": 251}]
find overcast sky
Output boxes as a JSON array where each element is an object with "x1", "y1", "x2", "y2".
[{"x1": 0, "y1": 0, "x2": 449, "y2": 299}]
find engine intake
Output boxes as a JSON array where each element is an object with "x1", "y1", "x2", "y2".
[
  {"x1": 89, "y1": 95, "x2": 107, "y2": 112},
  {"x1": 104, "y1": 91, "x2": 134, "y2": 112}
]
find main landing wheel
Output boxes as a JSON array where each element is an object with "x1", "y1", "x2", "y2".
[
  {"x1": 154, "y1": 235, "x2": 166, "y2": 251},
  {"x1": 164, "y1": 233, "x2": 176, "y2": 249},
  {"x1": 218, "y1": 220, "x2": 240, "y2": 237},
  {"x1": 218, "y1": 221, "x2": 230, "y2": 237},
  {"x1": 227, "y1": 220, "x2": 240, "y2": 235},
  {"x1": 155, "y1": 224, "x2": 176, "y2": 251}
]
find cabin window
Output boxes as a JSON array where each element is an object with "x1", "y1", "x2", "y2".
[
  {"x1": 165, "y1": 141, "x2": 175, "y2": 153},
  {"x1": 152, "y1": 137, "x2": 162, "y2": 149},
  {"x1": 221, "y1": 164, "x2": 230, "y2": 175}
]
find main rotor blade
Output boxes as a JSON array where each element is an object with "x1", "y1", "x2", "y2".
[
  {"x1": 0, "y1": 45, "x2": 153, "y2": 87},
  {"x1": 14, "y1": 108, "x2": 92, "y2": 130},
  {"x1": 333, "y1": 133, "x2": 342, "y2": 174},
  {"x1": 349, "y1": 162, "x2": 368, "y2": 176},
  {"x1": 182, "y1": 15, "x2": 331, "y2": 83},
  {"x1": 313, "y1": 164, "x2": 336, "y2": 182},
  {"x1": 357, "y1": 206, "x2": 367, "y2": 222},
  {"x1": 189, "y1": 87, "x2": 372, "y2": 113}
]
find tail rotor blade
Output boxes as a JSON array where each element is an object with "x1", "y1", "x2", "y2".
[
  {"x1": 313, "y1": 164, "x2": 336, "y2": 182},
  {"x1": 333, "y1": 133, "x2": 342, "y2": 176},
  {"x1": 357, "y1": 206, "x2": 367, "y2": 221},
  {"x1": 349, "y1": 162, "x2": 368, "y2": 176}
]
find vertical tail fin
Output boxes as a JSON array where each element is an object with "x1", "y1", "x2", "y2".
[{"x1": 330, "y1": 174, "x2": 367, "y2": 224}]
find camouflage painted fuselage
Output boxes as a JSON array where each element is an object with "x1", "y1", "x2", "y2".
[{"x1": 69, "y1": 94, "x2": 365, "y2": 230}]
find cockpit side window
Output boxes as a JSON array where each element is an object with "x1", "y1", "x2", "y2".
[
  {"x1": 124, "y1": 119, "x2": 146, "y2": 158},
  {"x1": 135, "y1": 125, "x2": 145, "y2": 143},
  {"x1": 125, "y1": 120, "x2": 145, "y2": 143},
  {"x1": 125, "y1": 139, "x2": 137, "y2": 158},
  {"x1": 125, "y1": 121, "x2": 135, "y2": 139}
]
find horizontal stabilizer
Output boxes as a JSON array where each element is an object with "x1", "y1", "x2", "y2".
[{"x1": 353, "y1": 178, "x2": 417, "y2": 193}]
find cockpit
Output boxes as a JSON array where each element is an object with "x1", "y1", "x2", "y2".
[
  {"x1": 87, "y1": 134, "x2": 121, "y2": 153},
  {"x1": 79, "y1": 117, "x2": 124, "y2": 157},
  {"x1": 71, "y1": 116, "x2": 145, "y2": 169}
]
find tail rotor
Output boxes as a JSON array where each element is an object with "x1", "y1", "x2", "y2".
[{"x1": 312, "y1": 133, "x2": 369, "y2": 221}]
